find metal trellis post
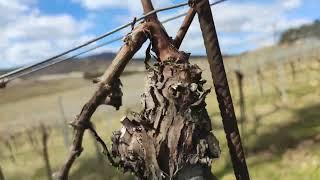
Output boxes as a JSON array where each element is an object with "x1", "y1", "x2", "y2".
[{"x1": 193, "y1": 0, "x2": 250, "y2": 179}]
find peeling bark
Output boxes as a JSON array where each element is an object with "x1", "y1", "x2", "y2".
[
  {"x1": 111, "y1": 61, "x2": 220, "y2": 179},
  {"x1": 59, "y1": 1, "x2": 223, "y2": 179},
  {"x1": 108, "y1": 1, "x2": 221, "y2": 179}
]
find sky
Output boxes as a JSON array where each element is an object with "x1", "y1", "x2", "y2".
[{"x1": 0, "y1": 0, "x2": 319, "y2": 69}]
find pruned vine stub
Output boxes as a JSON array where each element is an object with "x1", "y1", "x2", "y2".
[{"x1": 57, "y1": 0, "x2": 248, "y2": 180}]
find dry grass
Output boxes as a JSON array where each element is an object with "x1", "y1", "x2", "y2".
[{"x1": 0, "y1": 54, "x2": 319, "y2": 179}]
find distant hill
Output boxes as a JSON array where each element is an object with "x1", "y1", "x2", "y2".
[
  {"x1": 0, "y1": 51, "x2": 210, "y2": 79},
  {"x1": 0, "y1": 52, "x2": 117, "y2": 78},
  {"x1": 24, "y1": 52, "x2": 118, "y2": 78},
  {"x1": 279, "y1": 19, "x2": 320, "y2": 44}
]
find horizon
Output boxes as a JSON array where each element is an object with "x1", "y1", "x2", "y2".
[{"x1": 0, "y1": 0, "x2": 319, "y2": 69}]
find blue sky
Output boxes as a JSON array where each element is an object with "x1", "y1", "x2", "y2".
[{"x1": 0, "y1": 0, "x2": 319, "y2": 69}]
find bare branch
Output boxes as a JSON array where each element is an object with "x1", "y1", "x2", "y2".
[
  {"x1": 173, "y1": 8, "x2": 196, "y2": 49},
  {"x1": 87, "y1": 124, "x2": 118, "y2": 167},
  {"x1": 141, "y1": 0, "x2": 158, "y2": 21},
  {"x1": 57, "y1": 24, "x2": 148, "y2": 180}
]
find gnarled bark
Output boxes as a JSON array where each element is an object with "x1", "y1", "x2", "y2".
[
  {"x1": 111, "y1": 60, "x2": 220, "y2": 180},
  {"x1": 58, "y1": 1, "x2": 224, "y2": 179},
  {"x1": 109, "y1": 1, "x2": 221, "y2": 179}
]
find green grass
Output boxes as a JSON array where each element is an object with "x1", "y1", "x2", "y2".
[
  {"x1": 0, "y1": 58, "x2": 319, "y2": 180},
  {"x1": 207, "y1": 59, "x2": 320, "y2": 180}
]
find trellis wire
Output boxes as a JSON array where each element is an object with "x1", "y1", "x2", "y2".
[
  {"x1": 0, "y1": 1, "x2": 189, "y2": 82},
  {"x1": 10, "y1": 37, "x2": 123, "y2": 80},
  {"x1": 0, "y1": 0, "x2": 228, "y2": 83},
  {"x1": 162, "y1": 0, "x2": 227, "y2": 23}
]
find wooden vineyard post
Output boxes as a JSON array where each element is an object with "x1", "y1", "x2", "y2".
[
  {"x1": 276, "y1": 63, "x2": 287, "y2": 102},
  {"x1": 57, "y1": 97, "x2": 70, "y2": 149},
  {"x1": 256, "y1": 68, "x2": 264, "y2": 96},
  {"x1": 193, "y1": 0, "x2": 250, "y2": 179},
  {"x1": 4, "y1": 139, "x2": 15, "y2": 163},
  {"x1": 40, "y1": 124, "x2": 53, "y2": 180},
  {"x1": 235, "y1": 70, "x2": 246, "y2": 154},
  {"x1": 0, "y1": 79, "x2": 7, "y2": 89},
  {"x1": 289, "y1": 61, "x2": 296, "y2": 81},
  {"x1": 0, "y1": 164, "x2": 4, "y2": 180}
]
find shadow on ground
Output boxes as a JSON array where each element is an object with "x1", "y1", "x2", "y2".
[
  {"x1": 70, "y1": 157, "x2": 134, "y2": 180},
  {"x1": 250, "y1": 103, "x2": 320, "y2": 154},
  {"x1": 215, "y1": 102, "x2": 320, "y2": 178},
  {"x1": 32, "y1": 156, "x2": 134, "y2": 180}
]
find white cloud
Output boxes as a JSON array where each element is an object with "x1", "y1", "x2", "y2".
[
  {"x1": 281, "y1": 0, "x2": 302, "y2": 10},
  {"x1": 74, "y1": 0, "x2": 172, "y2": 10},
  {"x1": 72, "y1": 0, "x2": 127, "y2": 10},
  {"x1": 213, "y1": 1, "x2": 306, "y2": 33},
  {"x1": 74, "y1": 0, "x2": 173, "y2": 17},
  {"x1": 80, "y1": 0, "x2": 308, "y2": 55},
  {"x1": 0, "y1": 0, "x2": 93, "y2": 68},
  {"x1": 0, "y1": 0, "x2": 311, "y2": 68},
  {"x1": 161, "y1": 0, "x2": 310, "y2": 54},
  {"x1": 0, "y1": 0, "x2": 35, "y2": 26}
]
